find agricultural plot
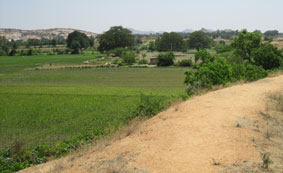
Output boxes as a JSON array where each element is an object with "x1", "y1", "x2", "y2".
[{"x1": 0, "y1": 57, "x2": 187, "y2": 149}]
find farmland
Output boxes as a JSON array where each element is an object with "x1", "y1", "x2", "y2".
[{"x1": 0, "y1": 54, "x2": 187, "y2": 149}]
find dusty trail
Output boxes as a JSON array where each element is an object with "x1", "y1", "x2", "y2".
[{"x1": 21, "y1": 75, "x2": 283, "y2": 173}]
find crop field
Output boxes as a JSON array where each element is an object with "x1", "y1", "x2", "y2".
[{"x1": 0, "y1": 55, "x2": 187, "y2": 149}]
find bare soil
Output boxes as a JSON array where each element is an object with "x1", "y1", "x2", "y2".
[{"x1": 20, "y1": 75, "x2": 283, "y2": 173}]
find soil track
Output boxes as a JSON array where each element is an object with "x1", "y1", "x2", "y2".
[{"x1": 21, "y1": 75, "x2": 283, "y2": 173}]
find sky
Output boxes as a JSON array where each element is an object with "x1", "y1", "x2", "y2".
[{"x1": 0, "y1": 0, "x2": 283, "y2": 33}]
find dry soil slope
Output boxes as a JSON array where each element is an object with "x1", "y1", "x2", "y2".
[{"x1": 21, "y1": 75, "x2": 283, "y2": 173}]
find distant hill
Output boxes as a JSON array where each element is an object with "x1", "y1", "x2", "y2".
[{"x1": 0, "y1": 28, "x2": 97, "y2": 41}]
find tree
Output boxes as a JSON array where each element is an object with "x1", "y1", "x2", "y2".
[
  {"x1": 264, "y1": 30, "x2": 279, "y2": 37},
  {"x1": 155, "y1": 32, "x2": 185, "y2": 52},
  {"x1": 67, "y1": 31, "x2": 90, "y2": 50},
  {"x1": 157, "y1": 52, "x2": 175, "y2": 66},
  {"x1": 232, "y1": 29, "x2": 261, "y2": 63},
  {"x1": 148, "y1": 41, "x2": 155, "y2": 52},
  {"x1": 51, "y1": 39, "x2": 57, "y2": 47},
  {"x1": 89, "y1": 36, "x2": 95, "y2": 47},
  {"x1": 253, "y1": 44, "x2": 283, "y2": 70},
  {"x1": 98, "y1": 26, "x2": 135, "y2": 52},
  {"x1": 71, "y1": 41, "x2": 81, "y2": 54},
  {"x1": 195, "y1": 50, "x2": 215, "y2": 65},
  {"x1": 122, "y1": 51, "x2": 136, "y2": 65},
  {"x1": 187, "y1": 31, "x2": 212, "y2": 51}
]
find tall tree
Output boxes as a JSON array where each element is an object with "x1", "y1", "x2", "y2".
[
  {"x1": 155, "y1": 32, "x2": 185, "y2": 52},
  {"x1": 232, "y1": 29, "x2": 261, "y2": 62},
  {"x1": 187, "y1": 31, "x2": 212, "y2": 51},
  {"x1": 98, "y1": 26, "x2": 135, "y2": 52},
  {"x1": 67, "y1": 31, "x2": 90, "y2": 50}
]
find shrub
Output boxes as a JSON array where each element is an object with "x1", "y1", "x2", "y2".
[
  {"x1": 176, "y1": 59, "x2": 193, "y2": 67},
  {"x1": 157, "y1": 52, "x2": 175, "y2": 66},
  {"x1": 214, "y1": 44, "x2": 233, "y2": 53},
  {"x1": 122, "y1": 51, "x2": 136, "y2": 65},
  {"x1": 194, "y1": 50, "x2": 215, "y2": 65},
  {"x1": 231, "y1": 62, "x2": 267, "y2": 81},
  {"x1": 253, "y1": 44, "x2": 283, "y2": 70},
  {"x1": 138, "y1": 59, "x2": 148, "y2": 64},
  {"x1": 244, "y1": 63, "x2": 268, "y2": 81},
  {"x1": 134, "y1": 94, "x2": 164, "y2": 117},
  {"x1": 27, "y1": 48, "x2": 33, "y2": 56},
  {"x1": 185, "y1": 59, "x2": 233, "y2": 95},
  {"x1": 112, "y1": 47, "x2": 127, "y2": 57}
]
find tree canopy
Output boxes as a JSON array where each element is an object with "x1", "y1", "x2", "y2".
[
  {"x1": 155, "y1": 32, "x2": 185, "y2": 52},
  {"x1": 187, "y1": 31, "x2": 212, "y2": 51},
  {"x1": 98, "y1": 26, "x2": 135, "y2": 52},
  {"x1": 66, "y1": 31, "x2": 90, "y2": 50},
  {"x1": 232, "y1": 29, "x2": 261, "y2": 62}
]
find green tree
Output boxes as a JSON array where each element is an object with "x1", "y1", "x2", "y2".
[
  {"x1": 89, "y1": 36, "x2": 95, "y2": 47},
  {"x1": 232, "y1": 29, "x2": 261, "y2": 63},
  {"x1": 155, "y1": 32, "x2": 185, "y2": 52},
  {"x1": 67, "y1": 31, "x2": 90, "y2": 50},
  {"x1": 51, "y1": 39, "x2": 57, "y2": 47},
  {"x1": 264, "y1": 30, "x2": 279, "y2": 37},
  {"x1": 157, "y1": 52, "x2": 175, "y2": 66},
  {"x1": 187, "y1": 31, "x2": 212, "y2": 51},
  {"x1": 98, "y1": 26, "x2": 135, "y2": 52},
  {"x1": 148, "y1": 41, "x2": 155, "y2": 52},
  {"x1": 253, "y1": 44, "x2": 283, "y2": 70},
  {"x1": 71, "y1": 41, "x2": 81, "y2": 54},
  {"x1": 195, "y1": 50, "x2": 215, "y2": 65},
  {"x1": 122, "y1": 51, "x2": 136, "y2": 65}
]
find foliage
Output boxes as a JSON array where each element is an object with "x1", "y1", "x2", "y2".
[
  {"x1": 176, "y1": 59, "x2": 193, "y2": 67},
  {"x1": 148, "y1": 41, "x2": 155, "y2": 52},
  {"x1": 157, "y1": 52, "x2": 175, "y2": 66},
  {"x1": 138, "y1": 59, "x2": 148, "y2": 64},
  {"x1": 98, "y1": 26, "x2": 135, "y2": 52},
  {"x1": 66, "y1": 31, "x2": 90, "y2": 50},
  {"x1": 185, "y1": 59, "x2": 234, "y2": 95},
  {"x1": 214, "y1": 44, "x2": 233, "y2": 53},
  {"x1": 232, "y1": 29, "x2": 261, "y2": 62},
  {"x1": 121, "y1": 51, "x2": 136, "y2": 65},
  {"x1": 231, "y1": 62, "x2": 267, "y2": 81},
  {"x1": 194, "y1": 50, "x2": 215, "y2": 65},
  {"x1": 264, "y1": 30, "x2": 279, "y2": 37},
  {"x1": 155, "y1": 32, "x2": 185, "y2": 52},
  {"x1": 70, "y1": 41, "x2": 80, "y2": 54},
  {"x1": 134, "y1": 94, "x2": 165, "y2": 117},
  {"x1": 112, "y1": 47, "x2": 128, "y2": 57},
  {"x1": 253, "y1": 44, "x2": 283, "y2": 70},
  {"x1": 187, "y1": 31, "x2": 212, "y2": 51}
]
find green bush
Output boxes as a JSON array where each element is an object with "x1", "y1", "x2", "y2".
[
  {"x1": 112, "y1": 47, "x2": 127, "y2": 57},
  {"x1": 122, "y1": 51, "x2": 136, "y2": 65},
  {"x1": 157, "y1": 52, "x2": 175, "y2": 66},
  {"x1": 214, "y1": 44, "x2": 233, "y2": 53},
  {"x1": 253, "y1": 44, "x2": 283, "y2": 70},
  {"x1": 185, "y1": 59, "x2": 233, "y2": 95},
  {"x1": 243, "y1": 63, "x2": 268, "y2": 81},
  {"x1": 134, "y1": 94, "x2": 164, "y2": 117},
  {"x1": 138, "y1": 59, "x2": 148, "y2": 64},
  {"x1": 176, "y1": 59, "x2": 193, "y2": 67},
  {"x1": 194, "y1": 50, "x2": 215, "y2": 65}
]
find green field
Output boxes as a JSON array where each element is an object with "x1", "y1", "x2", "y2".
[{"x1": 0, "y1": 55, "x2": 187, "y2": 149}]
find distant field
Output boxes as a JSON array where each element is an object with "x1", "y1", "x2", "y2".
[
  {"x1": 0, "y1": 56, "x2": 187, "y2": 149},
  {"x1": 0, "y1": 54, "x2": 102, "y2": 74}
]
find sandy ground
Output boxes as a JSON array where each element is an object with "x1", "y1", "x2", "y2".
[{"x1": 20, "y1": 75, "x2": 283, "y2": 173}]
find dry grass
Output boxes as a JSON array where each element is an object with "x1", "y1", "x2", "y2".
[{"x1": 223, "y1": 90, "x2": 283, "y2": 172}]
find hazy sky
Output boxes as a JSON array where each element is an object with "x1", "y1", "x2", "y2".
[{"x1": 0, "y1": 0, "x2": 282, "y2": 33}]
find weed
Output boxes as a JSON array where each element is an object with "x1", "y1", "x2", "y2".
[{"x1": 261, "y1": 153, "x2": 273, "y2": 169}]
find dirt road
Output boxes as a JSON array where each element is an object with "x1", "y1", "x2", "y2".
[{"x1": 21, "y1": 75, "x2": 283, "y2": 173}]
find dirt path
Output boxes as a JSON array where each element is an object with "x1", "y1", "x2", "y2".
[{"x1": 21, "y1": 75, "x2": 283, "y2": 173}]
